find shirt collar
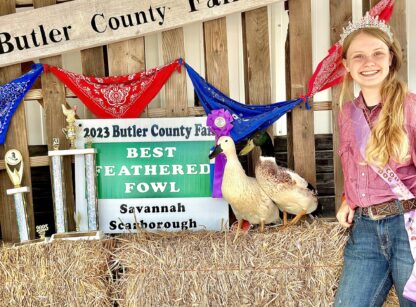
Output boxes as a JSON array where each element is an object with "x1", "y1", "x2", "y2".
[{"x1": 353, "y1": 91, "x2": 382, "y2": 111}]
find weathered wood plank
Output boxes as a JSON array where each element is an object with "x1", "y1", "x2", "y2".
[
  {"x1": 0, "y1": 0, "x2": 36, "y2": 242},
  {"x1": 287, "y1": 0, "x2": 316, "y2": 186},
  {"x1": 0, "y1": 0, "x2": 282, "y2": 67},
  {"x1": 203, "y1": 18, "x2": 230, "y2": 95},
  {"x1": 387, "y1": 0, "x2": 407, "y2": 82},
  {"x1": 16, "y1": 0, "x2": 70, "y2": 6},
  {"x1": 162, "y1": 28, "x2": 187, "y2": 116},
  {"x1": 107, "y1": 37, "x2": 147, "y2": 116},
  {"x1": 242, "y1": 7, "x2": 271, "y2": 175},
  {"x1": 80, "y1": 47, "x2": 106, "y2": 119},
  {"x1": 330, "y1": 0, "x2": 351, "y2": 212},
  {"x1": 34, "y1": 0, "x2": 75, "y2": 231}
]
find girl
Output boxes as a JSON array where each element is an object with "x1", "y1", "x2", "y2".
[{"x1": 335, "y1": 14, "x2": 416, "y2": 307}]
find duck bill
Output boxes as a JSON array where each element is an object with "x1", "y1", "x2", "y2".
[
  {"x1": 239, "y1": 139, "x2": 255, "y2": 156},
  {"x1": 209, "y1": 144, "x2": 223, "y2": 159}
]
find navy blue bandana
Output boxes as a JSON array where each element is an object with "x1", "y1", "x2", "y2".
[
  {"x1": 0, "y1": 64, "x2": 43, "y2": 144},
  {"x1": 185, "y1": 63, "x2": 302, "y2": 143}
]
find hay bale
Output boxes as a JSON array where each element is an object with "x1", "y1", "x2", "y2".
[
  {"x1": 112, "y1": 221, "x2": 400, "y2": 306},
  {"x1": 0, "y1": 240, "x2": 113, "y2": 306},
  {"x1": 112, "y1": 221, "x2": 344, "y2": 306}
]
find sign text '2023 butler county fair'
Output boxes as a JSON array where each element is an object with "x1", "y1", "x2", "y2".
[
  {"x1": 0, "y1": 0, "x2": 239, "y2": 55},
  {"x1": 82, "y1": 123, "x2": 214, "y2": 139}
]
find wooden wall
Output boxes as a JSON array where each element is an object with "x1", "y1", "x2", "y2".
[{"x1": 0, "y1": 0, "x2": 409, "y2": 242}]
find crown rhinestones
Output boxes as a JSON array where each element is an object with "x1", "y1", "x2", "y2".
[{"x1": 340, "y1": 12, "x2": 393, "y2": 45}]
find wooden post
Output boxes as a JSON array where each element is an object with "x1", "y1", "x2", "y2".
[
  {"x1": 330, "y1": 1, "x2": 352, "y2": 211},
  {"x1": 287, "y1": 0, "x2": 316, "y2": 186},
  {"x1": 162, "y1": 29, "x2": 187, "y2": 117},
  {"x1": 242, "y1": 7, "x2": 272, "y2": 175},
  {"x1": 34, "y1": 0, "x2": 76, "y2": 231},
  {"x1": 107, "y1": 38, "x2": 147, "y2": 116},
  {"x1": 387, "y1": 0, "x2": 407, "y2": 83},
  {"x1": 203, "y1": 18, "x2": 230, "y2": 95},
  {"x1": 0, "y1": 0, "x2": 35, "y2": 242},
  {"x1": 80, "y1": 47, "x2": 106, "y2": 119}
]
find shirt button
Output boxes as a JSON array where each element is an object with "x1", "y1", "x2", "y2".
[
  {"x1": 361, "y1": 193, "x2": 366, "y2": 197},
  {"x1": 361, "y1": 172, "x2": 365, "y2": 176}
]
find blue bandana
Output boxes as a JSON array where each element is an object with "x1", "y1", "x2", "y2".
[
  {"x1": 185, "y1": 63, "x2": 303, "y2": 143},
  {"x1": 0, "y1": 64, "x2": 43, "y2": 144}
]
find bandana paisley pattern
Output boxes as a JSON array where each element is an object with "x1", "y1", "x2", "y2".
[
  {"x1": 44, "y1": 59, "x2": 182, "y2": 118},
  {"x1": 0, "y1": 64, "x2": 43, "y2": 144}
]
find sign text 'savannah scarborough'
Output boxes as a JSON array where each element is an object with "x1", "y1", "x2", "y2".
[
  {"x1": 75, "y1": 117, "x2": 228, "y2": 233},
  {"x1": 0, "y1": 0, "x2": 280, "y2": 67}
]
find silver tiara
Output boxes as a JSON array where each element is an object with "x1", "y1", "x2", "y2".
[{"x1": 340, "y1": 12, "x2": 393, "y2": 45}]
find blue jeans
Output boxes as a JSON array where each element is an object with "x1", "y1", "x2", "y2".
[{"x1": 334, "y1": 211, "x2": 416, "y2": 307}]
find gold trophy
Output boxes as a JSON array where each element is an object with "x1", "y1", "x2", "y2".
[
  {"x1": 61, "y1": 104, "x2": 78, "y2": 149},
  {"x1": 5, "y1": 149, "x2": 30, "y2": 242}
]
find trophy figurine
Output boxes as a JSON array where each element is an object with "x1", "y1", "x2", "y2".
[
  {"x1": 61, "y1": 104, "x2": 78, "y2": 149},
  {"x1": 5, "y1": 149, "x2": 30, "y2": 242}
]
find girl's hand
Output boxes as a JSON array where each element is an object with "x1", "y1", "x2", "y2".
[{"x1": 336, "y1": 200, "x2": 355, "y2": 228}]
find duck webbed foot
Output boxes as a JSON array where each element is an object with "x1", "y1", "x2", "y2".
[{"x1": 287, "y1": 209, "x2": 307, "y2": 226}]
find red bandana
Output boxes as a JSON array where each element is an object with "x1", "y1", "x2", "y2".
[
  {"x1": 43, "y1": 59, "x2": 182, "y2": 118},
  {"x1": 306, "y1": 0, "x2": 394, "y2": 97}
]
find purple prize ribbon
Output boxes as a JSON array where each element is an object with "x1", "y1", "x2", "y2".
[{"x1": 207, "y1": 109, "x2": 233, "y2": 198}]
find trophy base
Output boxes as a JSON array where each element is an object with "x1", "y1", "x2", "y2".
[
  {"x1": 13, "y1": 237, "x2": 50, "y2": 247},
  {"x1": 50, "y1": 230, "x2": 104, "y2": 241}
]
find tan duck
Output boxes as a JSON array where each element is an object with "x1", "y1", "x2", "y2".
[
  {"x1": 240, "y1": 131, "x2": 318, "y2": 225},
  {"x1": 209, "y1": 136, "x2": 280, "y2": 239}
]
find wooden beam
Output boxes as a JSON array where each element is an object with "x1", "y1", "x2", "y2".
[
  {"x1": 0, "y1": 0, "x2": 36, "y2": 242},
  {"x1": 107, "y1": 37, "x2": 147, "y2": 116},
  {"x1": 330, "y1": 0, "x2": 352, "y2": 212},
  {"x1": 34, "y1": 0, "x2": 75, "y2": 231},
  {"x1": 287, "y1": 0, "x2": 316, "y2": 186},
  {"x1": 203, "y1": 18, "x2": 230, "y2": 95},
  {"x1": 388, "y1": 0, "x2": 407, "y2": 83},
  {"x1": 162, "y1": 28, "x2": 187, "y2": 116},
  {"x1": 242, "y1": 7, "x2": 272, "y2": 175},
  {"x1": 0, "y1": 0, "x2": 282, "y2": 68},
  {"x1": 80, "y1": 47, "x2": 105, "y2": 119},
  {"x1": 0, "y1": 156, "x2": 49, "y2": 170},
  {"x1": 16, "y1": 0, "x2": 71, "y2": 6}
]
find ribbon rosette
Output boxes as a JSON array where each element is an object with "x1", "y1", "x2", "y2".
[
  {"x1": 207, "y1": 109, "x2": 233, "y2": 198},
  {"x1": 206, "y1": 109, "x2": 234, "y2": 138}
]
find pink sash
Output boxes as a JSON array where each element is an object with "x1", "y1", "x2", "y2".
[{"x1": 351, "y1": 103, "x2": 416, "y2": 302}]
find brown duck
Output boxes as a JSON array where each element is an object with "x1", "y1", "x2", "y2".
[{"x1": 240, "y1": 131, "x2": 318, "y2": 225}]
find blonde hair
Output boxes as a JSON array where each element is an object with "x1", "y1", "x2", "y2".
[{"x1": 339, "y1": 28, "x2": 409, "y2": 168}]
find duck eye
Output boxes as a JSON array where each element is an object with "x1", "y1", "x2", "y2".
[{"x1": 225, "y1": 140, "x2": 228, "y2": 142}]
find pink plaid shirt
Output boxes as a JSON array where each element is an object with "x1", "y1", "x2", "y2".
[{"x1": 338, "y1": 92, "x2": 416, "y2": 209}]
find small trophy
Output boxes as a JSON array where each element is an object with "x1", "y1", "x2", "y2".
[
  {"x1": 5, "y1": 149, "x2": 30, "y2": 242},
  {"x1": 61, "y1": 104, "x2": 78, "y2": 149},
  {"x1": 48, "y1": 104, "x2": 103, "y2": 241}
]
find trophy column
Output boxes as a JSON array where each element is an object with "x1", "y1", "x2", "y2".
[
  {"x1": 85, "y1": 151, "x2": 98, "y2": 230},
  {"x1": 49, "y1": 147, "x2": 68, "y2": 233},
  {"x1": 49, "y1": 141, "x2": 99, "y2": 234}
]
